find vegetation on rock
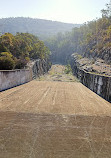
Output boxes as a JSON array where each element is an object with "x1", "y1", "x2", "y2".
[{"x1": 64, "y1": 64, "x2": 72, "y2": 74}]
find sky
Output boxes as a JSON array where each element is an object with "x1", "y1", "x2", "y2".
[{"x1": 0, "y1": 0, "x2": 110, "y2": 24}]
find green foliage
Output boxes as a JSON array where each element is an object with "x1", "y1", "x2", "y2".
[
  {"x1": 0, "y1": 17, "x2": 80, "y2": 39},
  {"x1": 0, "y1": 56, "x2": 15, "y2": 70},
  {"x1": 77, "y1": 54, "x2": 83, "y2": 60},
  {"x1": 0, "y1": 52, "x2": 13, "y2": 58},
  {"x1": 64, "y1": 64, "x2": 72, "y2": 74},
  {"x1": 15, "y1": 59, "x2": 27, "y2": 69},
  {"x1": 0, "y1": 52, "x2": 15, "y2": 70},
  {"x1": 0, "y1": 33, "x2": 50, "y2": 70},
  {"x1": 101, "y1": 2, "x2": 111, "y2": 18},
  {"x1": 45, "y1": 1, "x2": 111, "y2": 64},
  {"x1": 30, "y1": 41, "x2": 50, "y2": 59}
]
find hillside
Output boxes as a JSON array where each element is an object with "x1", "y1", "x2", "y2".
[
  {"x1": 0, "y1": 17, "x2": 80, "y2": 39},
  {"x1": 45, "y1": 3, "x2": 111, "y2": 65}
]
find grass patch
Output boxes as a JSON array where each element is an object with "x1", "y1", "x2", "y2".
[
  {"x1": 64, "y1": 64, "x2": 72, "y2": 74},
  {"x1": 48, "y1": 71, "x2": 55, "y2": 76}
]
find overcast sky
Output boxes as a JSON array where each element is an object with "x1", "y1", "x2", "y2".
[{"x1": 0, "y1": 0, "x2": 110, "y2": 24}]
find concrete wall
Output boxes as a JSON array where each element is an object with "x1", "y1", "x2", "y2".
[
  {"x1": 70, "y1": 57, "x2": 111, "y2": 102},
  {"x1": 0, "y1": 59, "x2": 51, "y2": 92},
  {"x1": 0, "y1": 69, "x2": 32, "y2": 91}
]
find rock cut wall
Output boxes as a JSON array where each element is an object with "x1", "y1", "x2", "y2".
[
  {"x1": 32, "y1": 59, "x2": 51, "y2": 79},
  {"x1": 70, "y1": 56, "x2": 111, "y2": 102}
]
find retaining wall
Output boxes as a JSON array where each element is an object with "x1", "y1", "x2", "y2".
[
  {"x1": 0, "y1": 69, "x2": 32, "y2": 91},
  {"x1": 0, "y1": 59, "x2": 51, "y2": 92}
]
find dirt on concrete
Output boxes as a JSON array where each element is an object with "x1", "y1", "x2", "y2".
[{"x1": 0, "y1": 65, "x2": 111, "y2": 158}]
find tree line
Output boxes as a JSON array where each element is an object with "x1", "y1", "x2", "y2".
[
  {"x1": 0, "y1": 33, "x2": 50, "y2": 70},
  {"x1": 45, "y1": 1, "x2": 111, "y2": 64},
  {"x1": 0, "y1": 17, "x2": 80, "y2": 40}
]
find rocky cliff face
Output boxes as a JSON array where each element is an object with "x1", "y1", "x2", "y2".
[
  {"x1": 70, "y1": 54, "x2": 111, "y2": 102},
  {"x1": 98, "y1": 48, "x2": 111, "y2": 64},
  {"x1": 84, "y1": 47, "x2": 111, "y2": 65},
  {"x1": 31, "y1": 59, "x2": 51, "y2": 79}
]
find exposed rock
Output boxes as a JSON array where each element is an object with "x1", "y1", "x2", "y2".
[
  {"x1": 70, "y1": 54, "x2": 111, "y2": 102},
  {"x1": 31, "y1": 59, "x2": 51, "y2": 79}
]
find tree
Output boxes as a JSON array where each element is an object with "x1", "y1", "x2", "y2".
[
  {"x1": 0, "y1": 33, "x2": 50, "y2": 70},
  {"x1": 101, "y1": 1, "x2": 111, "y2": 18},
  {"x1": 0, "y1": 56, "x2": 15, "y2": 70}
]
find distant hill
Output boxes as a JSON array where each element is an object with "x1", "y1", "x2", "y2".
[{"x1": 0, "y1": 17, "x2": 81, "y2": 39}]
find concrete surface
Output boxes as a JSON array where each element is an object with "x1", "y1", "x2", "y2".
[{"x1": 0, "y1": 65, "x2": 111, "y2": 158}]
